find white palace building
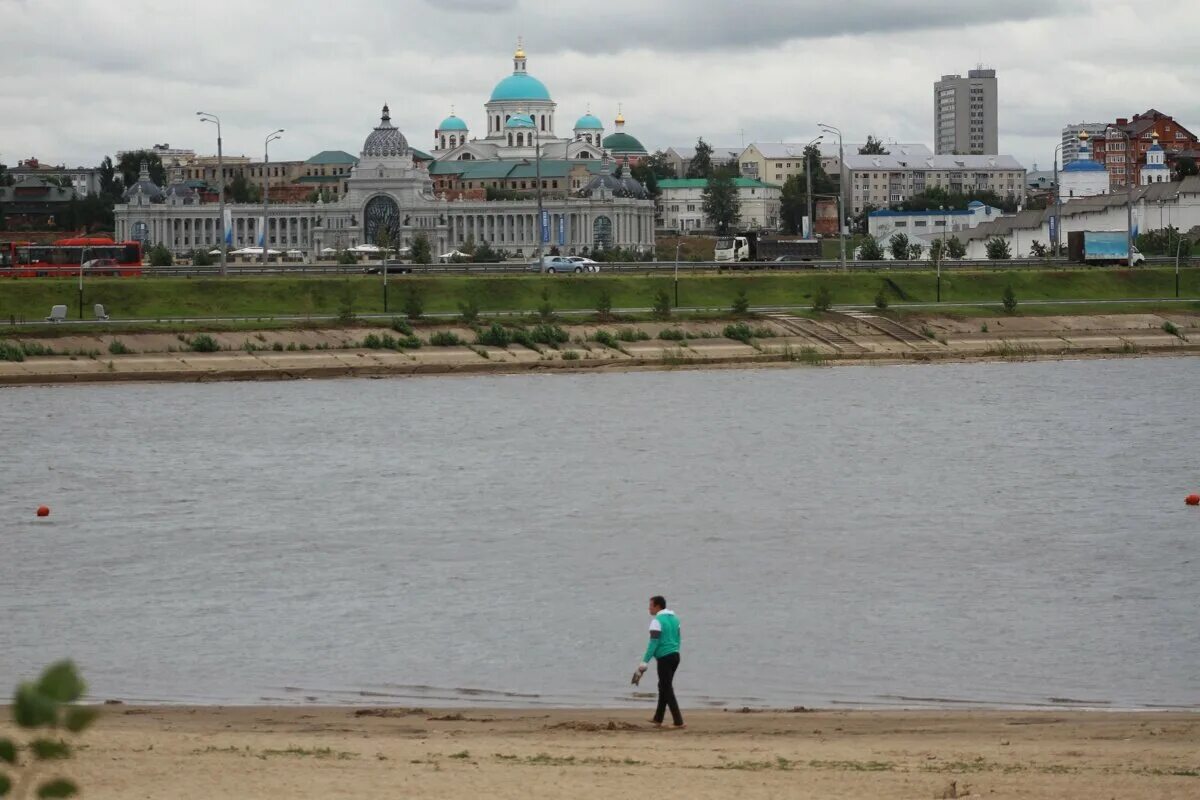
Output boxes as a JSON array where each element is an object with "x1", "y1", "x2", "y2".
[{"x1": 114, "y1": 44, "x2": 656, "y2": 258}]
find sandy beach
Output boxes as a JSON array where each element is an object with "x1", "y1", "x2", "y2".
[{"x1": 4, "y1": 706, "x2": 1196, "y2": 799}]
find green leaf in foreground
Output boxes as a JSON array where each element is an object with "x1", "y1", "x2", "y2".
[
  {"x1": 36, "y1": 779, "x2": 78, "y2": 798},
  {"x1": 0, "y1": 737, "x2": 15, "y2": 765},
  {"x1": 30, "y1": 739, "x2": 70, "y2": 761},
  {"x1": 64, "y1": 708, "x2": 99, "y2": 734},
  {"x1": 0, "y1": 772, "x2": 12, "y2": 796},
  {"x1": 37, "y1": 662, "x2": 85, "y2": 704},
  {"x1": 14, "y1": 684, "x2": 58, "y2": 728}
]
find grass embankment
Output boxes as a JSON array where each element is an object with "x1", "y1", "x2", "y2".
[{"x1": 1, "y1": 268, "x2": 1198, "y2": 325}]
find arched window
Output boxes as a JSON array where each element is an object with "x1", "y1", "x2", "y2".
[
  {"x1": 440, "y1": 136, "x2": 446, "y2": 150},
  {"x1": 592, "y1": 216, "x2": 613, "y2": 251},
  {"x1": 508, "y1": 133, "x2": 513, "y2": 146}
]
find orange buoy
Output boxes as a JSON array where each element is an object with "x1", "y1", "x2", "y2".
[
  {"x1": 36, "y1": 505, "x2": 50, "y2": 517},
  {"x1": 1187, "y1": 494, "x2": 1200, "y2": 506}
]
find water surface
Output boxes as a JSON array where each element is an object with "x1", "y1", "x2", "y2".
[{"x1": 2, "y1": 359, "x2": 1197, "y2": 709}]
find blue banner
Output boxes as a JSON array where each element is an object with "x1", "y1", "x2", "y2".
[
  {"x1": 557, "y1": 214, "x2": 565, "y2": 246},
  {"x1": 540, "y1": 209, "x2": 550, "y2": 243},
  {"x1": 1048, "y1": 215, "x2": 1057, "y2": 242}
]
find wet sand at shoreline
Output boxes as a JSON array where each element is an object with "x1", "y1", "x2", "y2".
[{"x1": 7, "y1": 706, "x2": 1197, "y2": 799}]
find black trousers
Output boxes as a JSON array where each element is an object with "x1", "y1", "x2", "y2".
[{"x1": 654, "y1": 652, "x2": 683, "y2": 725}]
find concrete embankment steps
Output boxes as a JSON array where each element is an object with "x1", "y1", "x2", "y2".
[
  {"x1": 763, "y1": 313, "x2": 865, "y2": 353},
  {"x1": 833, "y1": 310, "x2": 944, "y2": 352}
]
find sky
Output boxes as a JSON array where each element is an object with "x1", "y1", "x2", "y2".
[{"x1": 3, "y1": 0, "x2": 1198, "y2": 174}]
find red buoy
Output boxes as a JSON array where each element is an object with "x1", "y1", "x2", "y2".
[
  {"x1": 36, "y1": 505, "x2": 50, "y2": 517},
  {"x1": 1187, "y1": 494, "x2": 1200, "y2": 506}
]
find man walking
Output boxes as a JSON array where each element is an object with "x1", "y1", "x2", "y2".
[{"x1": 633, "y1": 595, "x2": 684, "y2": 728}]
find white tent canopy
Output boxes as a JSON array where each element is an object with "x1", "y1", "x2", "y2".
[
  {"x1": 229, "y1": 246, "x2": 282, "y2": 255},
  {"x1": 350, "y1": 243, "x2": 381, "y2": 253},
  {"x1": 439, "y1": 249, "x2": 470, "y2": 260},
  {"x1": 320, "y1": 247, "x2": 338, "y2": 254}
]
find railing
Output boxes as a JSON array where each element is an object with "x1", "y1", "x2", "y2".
[{"x1": 134, "y1": 255, "x2": 1190, "y2": 277}]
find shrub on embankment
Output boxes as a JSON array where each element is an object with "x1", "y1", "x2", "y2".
[{"x1": 1, "y1": 269, "x2": 1198, "y2": 322}]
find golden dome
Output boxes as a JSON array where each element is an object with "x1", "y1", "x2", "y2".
[
  {"x1": 515, "y1": 36, "x2": 525, "y2": 59},
  {"x1": 1078, "y1": 130, "x2": 1089, "y2": 141}
]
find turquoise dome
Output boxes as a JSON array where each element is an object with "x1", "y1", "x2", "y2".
[
  {"x1": 438, "y1": 115, "x2": 467, "y2": 131},
  {"x1": 574, "y1": 114, "x2": 603, "y2": 130},
  {"x1": 490, "y1": 73, "x2": 551, "y2": 102}
]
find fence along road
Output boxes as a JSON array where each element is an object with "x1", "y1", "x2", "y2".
[{"x1": 140, "y1": 256, "x2": 1185, "y2": 277}]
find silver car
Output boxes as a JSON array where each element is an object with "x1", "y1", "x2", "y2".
[{"x1": 529, "y1": 256, "x2": 587, "y2": 274}]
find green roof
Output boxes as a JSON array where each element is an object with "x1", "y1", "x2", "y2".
[
  {"x1": 305, "y1": 150, "x2": 358, "y2": 165},
  {"x1": 657, "y1": 178, "x2": 779, "y2": 190},
  {"x1": 602, "y1": 131, "x2": 647, "y2": 154},
  {"x1": 429, "y1": 158, "x2": 604, "y2": 181},
  {"x1": 410, "y1": 147, "x2": 434, "y2": 162}
]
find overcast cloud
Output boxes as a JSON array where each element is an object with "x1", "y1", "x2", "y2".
[{"x1": 2, "y1": 0, "x2": 1196, "y2": 174}]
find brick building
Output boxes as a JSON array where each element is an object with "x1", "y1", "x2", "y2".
[{"x1": 1091, "y1": 109, "x2": 1197, "y2": 189}]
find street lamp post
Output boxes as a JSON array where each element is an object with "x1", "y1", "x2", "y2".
[
  {"x1": 672, "y1": 239, "x2": 681, "y2": 309},
  {"x1": 818, "y1": 123, "x2": 846, "y2": 269},
  {"x1": 1052, "y1": 143, "x2": 1063, "y2": 256},
  {"x1": 533, "y1": 118, "x2": 545, "y2": 264},
  {"x1": 261, "y1": 130, "x2": 284, "y2": 268},
  {"x1": 804, "y1": 135, "x2": 822, "y2": 238},
  {"x1": 78, "y1": 247, "x2": 88, "y2": 319},
  {"x1": 196, "y1": 112, "x2": 227, "y2": 277}
]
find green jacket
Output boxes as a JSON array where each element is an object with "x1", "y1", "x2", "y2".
[{"x1": 642, "y1": 609, "x2": 680, "y2": 663}]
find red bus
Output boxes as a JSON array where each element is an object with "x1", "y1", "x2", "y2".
[{"x1": 0, "y1": 237, "x2": 144, "y2": 277}]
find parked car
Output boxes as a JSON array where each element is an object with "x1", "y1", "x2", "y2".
[
  {"x1": 528, "y1": 256, "x2": 588, "y2": 274},
  {"x1": 565, "y1": 256, "x2": 600, "y2": 273},
  {"x1": 364, "y1": 259, "x2": 413, "y2": 274}
]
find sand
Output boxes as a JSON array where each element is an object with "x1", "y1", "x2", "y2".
[{"x1": 4, "y1": 706, "x2": 1197, "y2": 799}]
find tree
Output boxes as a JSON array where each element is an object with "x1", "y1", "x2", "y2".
[
  {"x1": 472, "y1": 239, "x2": 499, "y2": 262},
  {"x1": 929, "y1": 238, "x2": 945, "y2": 264},
  {"x1": 411, "y1": 232, "x2": 432, "y2": 264},
  {"x1": 651, "y1": 288, "x2": 671, "y2": 320},
  {"x1": 812, "y1": 285, "x2": 833, "y2": 312},
  {"x1": 148, "y1": 244, "x2": 173, "y2": 266},
  {"x1": 1002, "y1": 285, "x2": 1018, "y2": 314},
  {"x1": 1174, "y1": 156, "x2": 1198, "y2": 181},
  {"x1": 686, "y1": 138, "x2": 714, "y2": 179},
  {"x1": 631, "y1": 151, "x2": 674, "y2": 198},
  {"x1": 779, "y1": 174, "x2": 806, "y2": 234},
  {"x1": 985, "y1": 237, "x2": 1012, "y2": 259},
  {"x1": 0, "y1": 161, "x2": 13, "y2": 187},
  {"x1": 98, "y1": 156, "x2": 121, "y2": 198},
  {"x1": 946, "y1": 236, "x2": 967, "y2": 259},
  {"x1": 227, "y1": 174, "x2": 259, "y2": 204},
  {"x1": 1029, "y1": 240, "x2": 1048, "y2": 258},
  {"x1": 2, "y1": 660, "x2": 99, "y2": 800},
  {"x1": 908, "y1": 242, "x2": 924, "y2": 260},
  {"x1": 858, "y1": 237, "x2": 885, "y2": 260},
  {"x1": 192, "y1": 249, "x2": 214, "y2": 266},
  {"x1": 116, "y1": 150, "x2": 165, "y2": 188},
  {"x1": 888, "y1": 232, "x2": 910, "y2": 261},
  {"x1": 850, "y1": 203, "x2": 877, "y2": 234},
  {"x1": 702, "y1": 167, "x2": 741, "y2": 234},
  {"x1": 858, "y1": 135, "x2": 889, "y2": 155}
]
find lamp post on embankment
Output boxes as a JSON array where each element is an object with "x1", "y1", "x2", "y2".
[{"x1": 196, "y1": 111, "x2": 227, "y2": 277}]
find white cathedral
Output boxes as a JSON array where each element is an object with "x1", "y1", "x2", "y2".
[{"x1": 114, "y1": 43, "x2": 656, "y2": 259}]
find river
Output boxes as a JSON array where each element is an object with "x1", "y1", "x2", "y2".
[{"x1": 2, "y1": 359, "x2": 1197, "y2": 709}]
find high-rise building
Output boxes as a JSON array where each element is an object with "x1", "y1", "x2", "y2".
[
  {"x1": 934, "y1": 68, "x2": 997, "y2": 155},
  {"x1": 1061, "y1": 123, "x2": 1106, "y2": 164}
]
